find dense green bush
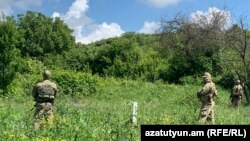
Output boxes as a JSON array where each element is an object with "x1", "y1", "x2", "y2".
[
  {"x1": 18, "y1": 58, "x2": 45, "y2": 74},
  {"x1": 88, "y1": 35, "x2": 168, "y2": 82},
  {"x1": 166, "y1": 53, "x2": 213, "y2": 83},
  {"x1": 4, "y1": 58, "x2": 45, "y2": 98},
  {"x1": 53, "y1": 70, "x2": 101, "y2": 98},
  {"x1": 179, "y1": 76, "x2": 202, "y2": 85},
  {"x1": 6, "y1": 69, "x2": 101, "y2": 100},
  {"x1": 6, "y1": 73, "x2": 40, "y2": 100},
  {"x1": 0, "y1": 17, "x2": 21, "y2": 96},
  {"x1": 91, "y1": 37, "x2": 142, "y2": 78},
  {"x1": 64, "y1": 45, "x2": 94, "y2": 72},
  {"x1": 217, "y1": 72, "x2": 236, "y2": 89}
]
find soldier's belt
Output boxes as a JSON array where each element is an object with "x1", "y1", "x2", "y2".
[{"x1": 36, "y1": 99, "x2": 54, "y2": 103}]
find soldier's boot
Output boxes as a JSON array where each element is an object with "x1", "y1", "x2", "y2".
[
  {"x1": 209, "y1": 110, "x2": 215, "y2": 125},
  {"x1": 198, "y1": 116, "x2": 207, "y2": 125},
  {"x1": 206, "y1": 117, "x2": 215, "y2": 125}
]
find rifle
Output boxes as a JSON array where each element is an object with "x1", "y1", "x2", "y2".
[
  {"x1": 51, "y1": 99, "x2": 54, "y2": 105},
  {"x1": 197, "y1": 91, "x2": 202, "y2": 100},
  {"x1": 242, "y1": 83, "x2": 250, "y2": 104},
  {"x1": 30, "y1": 103, "x2": 36, "y2": 112},
  {"x1": 30, "y1": 106, "x2": 35, "y2": 111}
]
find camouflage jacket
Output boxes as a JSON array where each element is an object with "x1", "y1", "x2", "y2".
[
  {"x1": 32, "y1": 80, "x2": 58, "y2": 102},
  {"x1": 232, "y1": 84, "x2": 243, "y2": 98},
  {"x1": 197, "y1": 81, "x2": 217, "y2": 104}
]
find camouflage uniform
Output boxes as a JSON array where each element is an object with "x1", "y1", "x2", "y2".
[
  {"x1": 32, "y1": 70, "x2": 58, "y2": 130},
  {"x1": 197, "y1": 72, "x2": 217, "y2": 125},
  {"x1": 231, "y1": 80, "x2": 243, "y2": 108}
]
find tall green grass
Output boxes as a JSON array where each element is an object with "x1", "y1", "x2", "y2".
[{"x1": 0, "y1": 77, "x2": 249, "y2": 140}]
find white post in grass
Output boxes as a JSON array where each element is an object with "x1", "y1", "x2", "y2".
[{"x1": 132, "y1": 102, "x2": 138, "y2": 126}]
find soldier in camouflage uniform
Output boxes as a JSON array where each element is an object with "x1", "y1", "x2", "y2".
[
  {"x1": 197, "y1": 72, "x2": 217, "y2": 125},
  {"x1": 32, "y1": 70, "x2": 58, "y2": 130},
  {"x1": 230, "y1": 80, "x2": 243, "y2": 108}
]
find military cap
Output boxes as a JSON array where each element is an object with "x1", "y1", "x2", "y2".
[{"x1": 202, "y1": 72, "x2": 212, "y2": 80}]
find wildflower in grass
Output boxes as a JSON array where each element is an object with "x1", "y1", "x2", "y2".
[
  {"x1": 42, "y1": 115, "x2": 54, "y2": 129},
  {"x1": 3, "y1": 131, "x2": 15, "y2": 138},
  {"x1": 41, "y1": 137, "x2": 50, "y2": 141},
  {"x1": 160, "y1": 114, "x2": 172, "y2": 124},
  {"x1": 59, "y1": 116, "x2": 67, "y2": 124},
  {"x1": 3, "y1": 131, "x2": 8, "y2": 135},
  {"x1": 47, "y1": 115, "x2": 54, "y2": 126},
  {"x1": 18, "y1": 133, "x2": 28, "y2": 140},
  {"x1": 141, "y1": 115, "x2": 150, "y2": 123}
]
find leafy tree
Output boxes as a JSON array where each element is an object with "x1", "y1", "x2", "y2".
[
  {"x1": 0, "y1": 17, "x2": 20, "y2": 95},
  {"x1": 92, "y1": 37, "x2": 142, "y2": 79},
  {"x1": 16, "y1": 11, "x2": 75, "y2": 61},
  {"x1": 64, "y1": 43, "x2": 94, "y2": 72},
  {"x1": 63, "y1": 33, "x2": 166, "y2": 82},
  {"x1": 88, "y1": 33, "x2": 167, "y2": 81},
  {"x1": 223, "y1": 17, "x2": 250, "y2": 103},
  {"x1": 159, "y1": 11, "x2": 227, "y2": 83}
]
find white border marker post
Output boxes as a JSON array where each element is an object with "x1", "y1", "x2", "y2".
[{"x1": 132, "y1": 102, "x2": 138, "y2": 126}]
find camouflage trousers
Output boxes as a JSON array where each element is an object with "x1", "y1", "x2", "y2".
[
  {"x1": 34, "y1": 102, "x2": 54, "y2": 131},
  {"x1": 198, "y1": 101, "x2": 215, "y2": 125},
  {"x1": 231, "y1": 96, "x2": 242, "y2": 107}
]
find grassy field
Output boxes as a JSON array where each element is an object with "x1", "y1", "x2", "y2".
[{"x1": 0, "y1": 78, "x2": 250, "y2": 140}]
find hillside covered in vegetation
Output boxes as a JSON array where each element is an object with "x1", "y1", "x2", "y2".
[{"x1": 1, "y1": 10, "x2": 250, "y2": 140}]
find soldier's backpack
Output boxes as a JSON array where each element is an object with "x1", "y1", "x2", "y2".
[{"x1": 37, "y1": 84, "x2": 55, "y2": 100}]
